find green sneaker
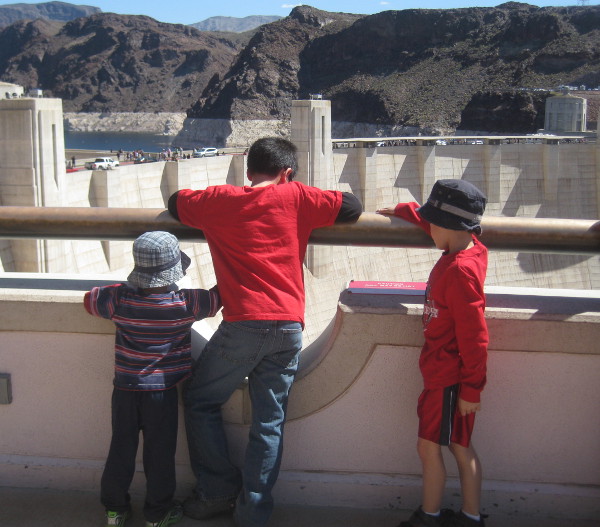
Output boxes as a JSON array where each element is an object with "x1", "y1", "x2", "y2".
[
  {"x1": 145, "y1": 504, "x2": 183, "y2": 527},
  {"x1": 105, "y1": 510, "x2": 131, "y2": 527}
]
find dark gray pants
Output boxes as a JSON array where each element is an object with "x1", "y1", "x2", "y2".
[{"x1": 101, "y1": 386, "x2": 178, "y2": 522}]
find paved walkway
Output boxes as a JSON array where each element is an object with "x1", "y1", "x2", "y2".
[{"x1": 1, "y1": 487, "x2": 599, "y2": 527}]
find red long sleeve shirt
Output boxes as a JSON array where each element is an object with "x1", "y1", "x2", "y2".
[
  {"x1": 394, "y1": 202, "x2": 488, "y2": 402},
  {"x1": 174, "y1": 182, "x2": 342, "y2": 325}
]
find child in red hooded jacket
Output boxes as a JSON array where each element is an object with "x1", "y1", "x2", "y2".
[{"x1": 378, "y1": 179, "x2": 488, "y2": 527}]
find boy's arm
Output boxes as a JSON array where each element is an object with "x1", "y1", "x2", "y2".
[
  {"x1": 83, "y1": 291, "x2": 92, "y2": 314},
  {"x1": 170, "y1": 188, "x2": 362, "y2": 224},
  {"x1": 208, "y1": 285, "x2": 222, "y2": 317},
  {"x1": 447, "y1": 268, "x2": 488, "y2": 404},
  {"x1": 168, "y1": 191, "x2": 181, "y2": 221},
  {"x1": 168, "y1": 188, "x2": 215, "y2": 231},
  {"x1": 458, "y1": 398, "x2": 481, "y2": 416},
  {"x1": 83, "y1": 284, "x2": 121, "y2": 319},
  {"x1": 168, "y1": 189, "x2": 201, "y2": 225},
  {"x1": 335, "y1": 192, "x2": 362, "y2": 223},
  {"x1": 190, "y1": 285, "x2": 222, "y2": 321},
  {"x1": 377, "y1": 202, "x2": 431, "y2": 235}
]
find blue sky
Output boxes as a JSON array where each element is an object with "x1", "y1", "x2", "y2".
[{"x1": 0, "y1": 0, "x2": 596, "y2": 25}]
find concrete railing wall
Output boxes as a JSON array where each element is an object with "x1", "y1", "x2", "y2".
[{"x1": 0, "y1": 274, "x2": 598, "y2": 520}]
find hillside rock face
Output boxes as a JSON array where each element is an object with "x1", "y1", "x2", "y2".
[
  {"x1": 0, "y1": 13, "x2": 245, "y2": 112},
  {"x1": 187, "y1": 7, "x2": 363, "y2": 120},
  {"x1": 459, "y1": 90, "x2": 550, "y2": 132},
  {"x1": 0, "y1": 1, "x2": 100, "y2": 28},
  {"x1": 1, "y1": 3, "x2": 599, "y2": 133},
  {"x1": 191, "y1": 4, "x2": 600, "y2": 133}
]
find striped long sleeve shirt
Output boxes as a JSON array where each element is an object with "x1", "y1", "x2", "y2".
[{"x1": 84, "y1": 284, "x2": 221, "y2": 391}]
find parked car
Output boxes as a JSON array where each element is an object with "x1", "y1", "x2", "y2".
[
  {"x1": 85, "y1": 157, "x2": 119, "y2": 170},
  {"x1": 435, "y1": 139, "x2": 447, "y2": 145},
  {"x1": 193, "y1": 147, "x2": 218, "y2": 158}
]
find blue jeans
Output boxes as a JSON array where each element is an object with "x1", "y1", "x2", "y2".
[{"x1": 184, "y1": 320, "x2": 303, "y2": 527}]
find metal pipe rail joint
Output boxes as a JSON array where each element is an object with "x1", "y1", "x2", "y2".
[{"x1": 0, "y1": 206, "x2": 598, "y2": 254}]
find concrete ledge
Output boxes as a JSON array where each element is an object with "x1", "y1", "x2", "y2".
[
  {"x1": 289, "y1": 285, "x2": 600, "y2": 420},
  {"x1": 1, "y1": 274, "x2": 599, "y2": 418},
  {"x1": 0, "y1": 273, "x2": 121, "y2": 334}
]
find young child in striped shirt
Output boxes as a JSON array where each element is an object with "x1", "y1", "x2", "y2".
[{"x1": 84, "y1": 231, "x2": 221, "y2": 527}]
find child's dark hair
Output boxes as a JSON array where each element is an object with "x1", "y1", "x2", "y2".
[{"x1": 247, "y1": 137, "x2": 298, "y2": 181}]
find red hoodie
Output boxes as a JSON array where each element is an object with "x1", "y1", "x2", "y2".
[{"x1": 394, "y1": 202, "x2": 488, "y2": 403}]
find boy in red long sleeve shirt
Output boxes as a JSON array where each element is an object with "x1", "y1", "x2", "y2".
[{"x1": 378, "y1": 179, "x2": 488, "y2": 527}]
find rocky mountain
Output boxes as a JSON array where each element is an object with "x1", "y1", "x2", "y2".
[
  {"x1": 0, "y1": 13, "x2": 247, "y2": 112},
  {"x1": 0, "y1": 1, "x2": 99, "y2": 28},
  {"x1": 1, "y1": 3, "x2": 599, "y2": 133},
  {"x1": 188, "y1": 7, "x2": 364, "y2": 120},
  {"x1": 191, "y1": 15, "x2": 282, "y2": 33},
  {"x1": 190, "y1": 3, "x2": 600, "y2": 133}
]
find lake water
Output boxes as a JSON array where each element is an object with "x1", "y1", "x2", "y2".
[{"x1": 64, "y1": 131, "x2": 177, "y2": 153}]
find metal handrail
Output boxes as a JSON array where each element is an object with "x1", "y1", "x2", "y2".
[{"x1": 0, "y1": 206, "x2": 598, "y2": 254}]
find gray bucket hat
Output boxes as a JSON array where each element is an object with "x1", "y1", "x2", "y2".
[
  {"x1": 127, "y1": 231, "x2": 191, "y2": 289},
  {"x1": 417, "y1": 179, "x2": 487, "y2": 232}
]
